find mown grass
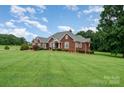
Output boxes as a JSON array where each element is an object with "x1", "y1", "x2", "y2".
[
  {"x1": 0, "y1": 45, "x2": 20, "y2": 50},
  {"x1": 0, "y1": 46, "x2": 124, "y2": 86}
]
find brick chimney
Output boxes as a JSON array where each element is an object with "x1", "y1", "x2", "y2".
[{"x1": 69, "y1": 29, "x2": 72, "y2": 32}]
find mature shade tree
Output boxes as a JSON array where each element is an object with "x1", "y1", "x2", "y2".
[
  {"x1": 97, "y1": 5, "x2": 124, "y2": 57},
  {"x1": 76, "y1": 30, "x2": 95, "y2": 50},
  {"x1": 115, "y1": 6, "x2": 124, "y2": 57}
]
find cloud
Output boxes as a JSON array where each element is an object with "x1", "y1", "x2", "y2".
[
  {"x1": 10, "y1": 6, "x2": 48, "y2": 32},
  {"x1": 26, "y1": 7, "x2": 36, "y2": 14},
  {"x1": 42, "y1": 17, "x2": 48, "y2": 23},
  {"x1": 77, "y1": 11, "x2": 82, "y2": 18},
  {"x1": 23, "y1": 19, "x2": 48, "y2": 32},
  {"x1": 0, "y1": 28, "x2": 37, "y2": 41},
  {"x1": 0, "y1": 28, "x2": 9, "y2": 34},
  {"x1": 34, "y1": 5, "x2": 46, "y2": 13},
  {"x1": 93, "y1": 18, "x2": 99, "y2": 23},
  {"x1": 87, "y1": 15, "x2": 100, "y2": 26},
  {"x1": 65, "y1": 5, "x2": 79, "y2": 11},
  {"x1": 10, "y1": 5, "x2": 36, "y2": 17},
  {"x1": 80, "y1": 26, "x2": 97, "y2": 31},
  {"x1": 83, "y1": 6, "x2": 104, "y2": 14},
  {"x1": 10, "y1": 28, "x2": 37, "y2": 38},
  {"x1": 5, "y1": 21, "x2": 16, "y2": 28},
  {"x1": 10, "y1": 5, "x2": 26, "y2": 17},
  {"x1": 35, "y1": 5, "x2": 46, "y2": 10},
  {"x1": 77, "y1": 6, "x2": 103, "y2": 18},
  {"x1": 58, "y1": 26, "x2": 74, "y2": 31}
]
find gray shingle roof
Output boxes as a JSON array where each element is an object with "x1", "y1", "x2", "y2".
[
  {"x1": 74, "y1": 35, "x2": 90, "y2": 42},
  {"x1": 49, "y1": 31, "x2": 75, "y2": 41},
  {"x1": 49, "y1": 31, "x2": 90, "y2": 42},
  {"x1": 35, "y1": 37, "x2": 48, "y2": 43},
  {"x1": 35, "y1": 31, "x2": 90, "y2": 43}
]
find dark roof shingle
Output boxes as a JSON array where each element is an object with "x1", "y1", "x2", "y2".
[{"x1": 34, "y1": 31, "x2": 90, "y2": 43}]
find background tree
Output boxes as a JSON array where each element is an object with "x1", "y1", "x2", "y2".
[
  {"x1": 76, "y1": 30, "x2": 95, "y2": 50},
  {"x1": 97, "y1": 5, "x2": 124, "y2": 57},
  {"x1": 0, "y1": 34, "x2": 27, "y2": 45}
]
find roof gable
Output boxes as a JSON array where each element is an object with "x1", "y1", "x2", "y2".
[{"x1": 59, "y1": 33, "x2": 74, "y2": 41}]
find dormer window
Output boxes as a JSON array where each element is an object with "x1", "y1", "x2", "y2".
[{"x1": 65, "y1": 35, "x2": 68, "y2": 39}]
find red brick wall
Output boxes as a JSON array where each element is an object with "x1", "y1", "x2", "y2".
[
  {"x1": 60, "y1": 34, "x2": 75, "y2": 52},
  {"x1": 47, "y1": 35, "x2": 90, "y2": 53},
  {"x1": 48, "y1": 38, "x2": 54, "y2": 43},
  {"x1": 48, "y1": 38, "x2": 54, "y2": 49},
  {"x1": 76, "y1": 42, "x2": 90, "y2": 53}
]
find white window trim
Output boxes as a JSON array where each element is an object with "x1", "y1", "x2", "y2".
[{"x1": 64, "y1": 42, "x2": 69, "y2": 49}]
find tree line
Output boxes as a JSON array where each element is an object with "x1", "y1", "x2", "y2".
[
  {"x1": 0, "y1": 34, "x2": 27, "y2": 45},
  {"x1": 77, "y1": 5, "x2": 124, "y2": 57}
]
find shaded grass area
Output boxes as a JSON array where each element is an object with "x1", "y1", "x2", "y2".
[
  {"x1": 94, "y1": 51, "x2": 123, "y2": 58},
  {"x1": 0, "y1": 49, "x2": 124, "y2": 86}
]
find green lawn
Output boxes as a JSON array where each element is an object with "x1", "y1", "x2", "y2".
[
  {"x1": 0, "y1": 46, "x2": 124, "y2": 86},
  {"x1": 0, "y1": 45, "x2": 20, "y2": 50}
]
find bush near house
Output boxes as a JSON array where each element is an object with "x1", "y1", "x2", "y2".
[
  {"x1": 32, "y1": 45, "x2": 40, "y2": 51},
  {"x1": 20, "y1": 44, "x2": 29, "y2": 50},
  {"x1": 52, "y1": 48, "x2": 62, "y2": 51},
  {"x1": 4, "y1": 45, "x2": 10, "y2": 50}
]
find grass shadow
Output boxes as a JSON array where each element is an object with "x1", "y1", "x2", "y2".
[{"x1": 94, "y1": 52, "x2": 123, "y2": 59}]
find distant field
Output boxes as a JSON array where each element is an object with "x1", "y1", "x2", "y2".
[{"x1": 0, "y1": 46, "x2": 124, "y2": 86}]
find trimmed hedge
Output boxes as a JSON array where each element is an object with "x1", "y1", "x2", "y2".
[{"x1": 52, "y1": 48, "x2": 62, "y2": 51}]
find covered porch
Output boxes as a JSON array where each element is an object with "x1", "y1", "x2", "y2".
[{"x1": 49, "y1": 40, "x2": 62, "y2": 49}]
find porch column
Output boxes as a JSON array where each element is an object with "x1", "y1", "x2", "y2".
[
  {"x1": 52, "y1": 43, "x2": 55, "y2": 49},
  {"x1": 84, "y1": 43, "x2": 86, "y2": 54},
  {"x1": 58, "y1": 43, "x2": 60, "y2": 48},
  {"x1": 75, "y1": 43, "x2": 76, "y2": 52}
]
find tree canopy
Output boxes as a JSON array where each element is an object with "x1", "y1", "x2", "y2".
[{"x1": 0, "y1": 34, "x2": 27, "y2": 45}]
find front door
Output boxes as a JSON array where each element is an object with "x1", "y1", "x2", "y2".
[{"x1": 55, "y1": 42, "x2": 58, "y2": 49}]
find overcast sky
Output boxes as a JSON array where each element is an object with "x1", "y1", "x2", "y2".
[{"x1": 0, "y1": 5, "x2": 103, "y2": 42}]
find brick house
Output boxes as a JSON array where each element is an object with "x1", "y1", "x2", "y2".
[{"x1": 32, "y1": 30, "x2": 91, "y2": 53}]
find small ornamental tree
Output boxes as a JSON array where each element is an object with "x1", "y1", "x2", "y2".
[{"x1": 4, "y1": 45, "x2": 10, "y2": 50}]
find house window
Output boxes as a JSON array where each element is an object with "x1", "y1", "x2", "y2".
[
  {"x1": 65, "y1": 35, "x2": 68, "y2": 39},
  {"x1": 75, "y1": 42, "x2": 82, "y2": 48},
  {"x1": 64, "y1": 42, "x2": 69, "y2": 49},
  {"x1": 53, "y1": 43, "x2": 55, "y2": 48},
  {"x1": 42, "y1": 43, "x2": 46, "y2": 49}
]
